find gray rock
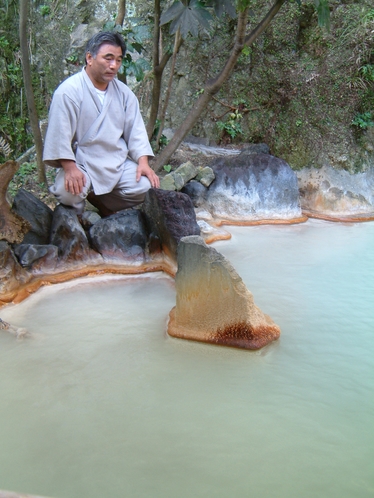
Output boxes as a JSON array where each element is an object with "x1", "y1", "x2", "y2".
[
  {"x1": 195, "y1": 166, "x2": 215, "y2": 187},
  {"x1": 143, "y1": 189, "x2": 200, "y2": 262},
  {"x1": 159, "y1": 173, "x2": 176, "y2": 191},
  {"x1": 167, "y1": 235, "x2": 280, "y2": 350},
  {"x1": 12, "y1": 188, "x2": 53, "y2": 244},
  {"x1": 181, "y1": 180, "x2": 207, "y2": 207},
  {"x1": 239, "y1": 143, "x2": 270, "y2": 156},
  {"x1": 159, "y1": 161, "x2": 198, "y2": 191},
  {"x1": 50, "y1": 204, "x2": 102, "y2": 265},
  {"x1": 89, "y1": 209, "x2": 147, "y2": 263},
  {"x1": 13, "y1": 244, "x2": 58, "y2": 271},
  {"x1": 80, "y1": 210, "x2": 102, "y2": 229},
  {"x1": 205, "y1": 153, "x2": 301, "y2": 221},
  {"x1": 298, "y1": 165, "x2": 374, "y2": 217}
]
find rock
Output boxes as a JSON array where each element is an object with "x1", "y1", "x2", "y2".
[
  {"x1": 143, "y1": 189, "x2": 200, "y2": 262},
  {"x1": 195, "y1": 166, "x2": 215, "y2": 187},
  {"x1": 181, "y1": 180, "x2": 207, "y2": 207},
  {"x1": 160, "y1": 174, "x2": 176, "y2": 191},
  {"x1": 197, "y1": 220, "x2": 231, "y2": 244},
  {"x1": 239, "y1": 143, "x2": 270, "y2": 156},
  {"x1": 13, "y1": 244, "x2": 58, "y2": 272},
  {"x1": 159, "y1": 161, "x2": 198, "y2": 191},
  {"x1": 80, "y1": 210, "x2": 101, "y2": 229},
  {"x1": 89, "y1": 209, "x2": 148, "y2": 263},
  {"x1": 0, "y1": 161, "x2": 31, "y2": 244},
  {"x1": 50, "y1": 204, "x2": 102, "y2": 265},
  {"x1": 0, "y1": 241, "x2": 31, "y2": 296},
  {"x1": 167, "y1": 236, "x2": 281, "y2": 350},
  {"x1": 205, "y1": 153, "x2": 302, "y2": 221},
  {"x1": 298, "y1": 165, "x2": 374, "y2": 219},
  {"x1": 12, "y1": 188, "x2": 53, "y2": 244}
]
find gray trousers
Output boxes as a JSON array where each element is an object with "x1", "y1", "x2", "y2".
[{"x1": 50, "y1": 158, "x2": 151, "y2": 214}]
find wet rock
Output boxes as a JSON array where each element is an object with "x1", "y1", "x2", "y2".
[
  {"x1": 12, "y1": 188, "x2": 53, "y2": 244},
  {"x1": 13, "y1": 244, "x2": 58, "y2": 272},
  {"x1": 0, "y1": 241, "x2": 31, "y2": 296},
  {"x1": 143, "y1": 189, "x2": 200, "y2": 262},
  {"x1": 89, "y1": 209, "x2": 147, "y2": 263},
  {"x1": 50, "y1": 204, "x2": 102, "y2": 265},
  {"x1": 205, "y1": 153, "x2": 301, "y2": 221},
  {"x1": 298, "y1": 165, "x2": 374, "y2": 218},
  {"x1": 167, "y1": 236, "x2": 280, "y2": 350}
]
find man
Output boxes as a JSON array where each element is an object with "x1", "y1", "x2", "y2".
[{"x1": 43, "y1": 31, "x2": 159, "y2": 217}]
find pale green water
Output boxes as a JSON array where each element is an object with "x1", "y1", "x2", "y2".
[{"x1": 0, "y1": 219, "x2": 373, "y2": 498}]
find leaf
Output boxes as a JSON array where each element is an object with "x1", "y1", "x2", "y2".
[
  {"x1": 161, "y1": 0, "x2": 213, "y2": 39},
  {"x1": 313, "y1": 0, "x2": 330, "y2": 31},
  {"x1": 102, "y1": 20, "x2": 116, "y2": 31},
  {"x1": 160, "y1": 1, "x2": 185, "y2": 25}
]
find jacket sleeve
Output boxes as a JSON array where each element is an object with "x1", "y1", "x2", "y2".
[
  {"x1": 43, "y1": 91, "x2": 80, "y2": 168},
  {"x1": 122, "y1": 91, "x2": 154, "y2": 163}
]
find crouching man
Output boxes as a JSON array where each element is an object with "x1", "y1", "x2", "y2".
[{"x1": 43, "y1": 31, "x2": 159, "y2": 217}]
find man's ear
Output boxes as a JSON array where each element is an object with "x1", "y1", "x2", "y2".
[{"x1": 86, "y1": 52, "x2": 93, "y2": 65}]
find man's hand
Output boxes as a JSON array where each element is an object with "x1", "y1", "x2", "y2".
[
  {"x1": 136, "y1": 156, "x2": 160, "y2": 189},
  {"x1": 61, "y1": 160, "x2": 86, "y2": 195}
]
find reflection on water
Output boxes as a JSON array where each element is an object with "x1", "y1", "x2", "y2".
[{"x1": 0, "y1": 220, "x2": 373, "y2": 498}]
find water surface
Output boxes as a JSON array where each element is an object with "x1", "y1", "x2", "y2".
[{"x1": 0, "y1": 220, "x2": 373, "y2": 498}]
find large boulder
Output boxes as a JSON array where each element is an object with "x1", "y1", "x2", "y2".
[
  {"x1": 89, "y1": 209, "x2": 148, "y2": 263},
  {"x1": 142, "y1": 189, "x2": 200, "y2": 262},
  {"x1": 168, "y1": 236, "x2": 281, "y2": 350},
  {"x1": 204, "y1": 152, "x2": 302, "y2": 222},
  {"x1": 297, "y1": 165, "x2": 374, "y2": 219},
  {"x1": 12, "y1": 188, "x2": 53, "y2": 244},
  {"x1": 50, "y1": 204, "x2": 102, "y2": 265}
]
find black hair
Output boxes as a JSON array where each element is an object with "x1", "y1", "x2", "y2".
[{"x1": 85, "y1": 32, "x2": 126, "y2": 63}]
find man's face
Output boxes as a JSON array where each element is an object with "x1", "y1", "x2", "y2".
[{"x1": 85, "y1": 43, "x2": 123, "y2": 90}]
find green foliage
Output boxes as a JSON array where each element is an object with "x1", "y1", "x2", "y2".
[
  {"x1": 217, "y1": 110, "x2": 243, "y2": 139},
  {"x1": 163, "y1": 164, "x2": 172, "y2": 173},
  {"x1": 103, "y1": 20, "x2": 150, "y2": 81},
  {"x1": 160, "y1": 0, "x2": 213, "y2": 38},
  {"x1": 313, "y1": 0, "x2": 330, "y2": 31},
  {"x1": 7, "y1": 162, "x2": 36, "y2": 197},
  {"x1": 360, "y1": 64, "x2": 374, "y2": 82},
  {"x1": 151, "y1": 119, "x2": 169, "y2": 149},
  {"x1": 39, "y1": 5, "x2": 51, "y2": 16},
  {"x1": 352, "y1": 112, "x2": 374, "y2": 130},
  {"x1": 0, "y1": 20, "x2": 35, "y2": 159}
]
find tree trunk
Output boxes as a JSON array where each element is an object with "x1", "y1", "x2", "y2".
[
  {"x1": 146, "y1": 0, "x2": 183, "y2": 139},
  {"x1": 153, "y1": 0, "x2": 287, "y2": 172},
  {"x1": 155, "y1": 28, "x2": 182, "y2": 148},
  {"x1": 115, "y1": 0, "x2": 126, "y2": 26},
  {"x1": 19, "y1": 0, "x2": 47, "y2": 184}
]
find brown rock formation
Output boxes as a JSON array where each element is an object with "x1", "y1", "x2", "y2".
[
  {"x1": 167, "y1": 236, "x2": 280, "y2": 350},
  {"x1": 0, "y1": 161, "x2": 31, "y2": 243}
]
